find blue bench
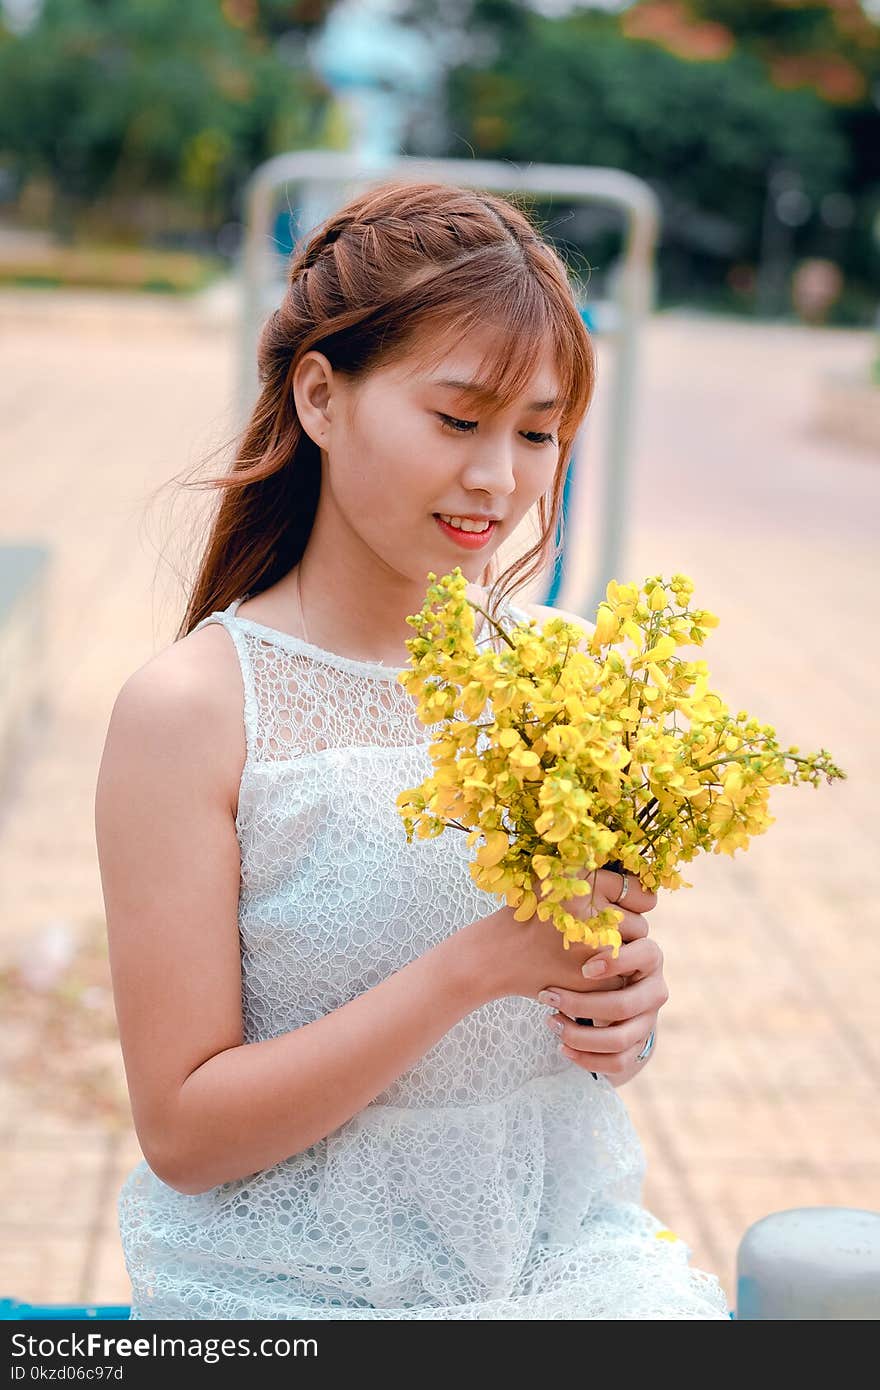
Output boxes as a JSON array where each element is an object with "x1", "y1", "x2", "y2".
[{"x1": 0, "y1": 1298, "x2": 131, "y2": 1319}]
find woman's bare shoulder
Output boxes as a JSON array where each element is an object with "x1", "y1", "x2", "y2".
[
  {"x1": 120, "y1": 621, "x2": 239, "y2": 706},
  {"x1": 108, "y1": 623, "x2": 247, "y2": 818}
]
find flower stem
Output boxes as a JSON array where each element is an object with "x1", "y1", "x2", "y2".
[
  {"x1": 468, "y1": 600, "x2": 517, "y2": 651},
  {"x1": 637, "y1": 795, "x2": 660, "y2": 827}
]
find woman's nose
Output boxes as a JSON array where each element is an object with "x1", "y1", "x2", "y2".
[{"x1": 462, "y1": 448, "x2": 517, "y2": 496}]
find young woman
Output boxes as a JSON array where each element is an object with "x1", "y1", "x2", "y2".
[{"x1": 95, "y1": 179, "x2": 730, "y2": 1319}]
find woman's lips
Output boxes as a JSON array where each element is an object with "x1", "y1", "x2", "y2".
[{"x1": 433, "y1": 515, "x2": 498, "y2": 549}]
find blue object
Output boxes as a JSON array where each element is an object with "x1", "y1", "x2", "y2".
[
  {"x1": 540, "y1": 305, "x2": 595, "y2": 609},
  {"x1": 272, "y1": 207, "x2": 299, "y2": 260},
  {"x1": 0, "y1": 1294, "x2": 732, "y2": 1320},
  {"x1": 579, "y1": 304, "x2": 598, "y2": 334},
  {"x1": 542, "y1": 436, "x2": 578, "y2": 609},
  {"x1": 736, "y1": 1207, "x2": 880, "y2": 1319},
  {"x1": 0, "y1": 1298, "x2": 130, "y2": 1320}
]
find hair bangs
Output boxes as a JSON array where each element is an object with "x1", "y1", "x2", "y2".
[{"x1": 391, "y1": 259, "x2": 591, "y2": 434}]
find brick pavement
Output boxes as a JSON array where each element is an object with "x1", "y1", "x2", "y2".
[{"x1": 0, "y1": 283, "x2": 876, "y2": 1313}]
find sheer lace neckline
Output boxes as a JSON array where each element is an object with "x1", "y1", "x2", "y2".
[{"x1": 228, "y1": 596, "x2": 493, "y2": 683}]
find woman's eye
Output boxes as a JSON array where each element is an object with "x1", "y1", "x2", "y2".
[
  {"x1": 438, "y1": 414, "x2": 477, "y2": 433},
  {"x1": 437, "y1": 414, "x2": 556, "y2": 445}
]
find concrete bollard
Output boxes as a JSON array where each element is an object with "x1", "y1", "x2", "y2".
[{"x1": 736, "y1": 1207, "x2": 880, "y2": 1319}]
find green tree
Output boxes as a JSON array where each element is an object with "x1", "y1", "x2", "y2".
[
  {"x1": 459, "y1": 16, "x2": 843, "y2": 237},
  {"x1": 625, "y1": 1, "x2": 879, "y2": 104},
  {"x1": 621, "y1": 1, "x2": 880, "y2": 302},
  {"x1": 401, "y1": 0, "x2": 877, "y2": 316},
  {"x1": 0, "y1": 0, "x2": 332, "y2": 240}
]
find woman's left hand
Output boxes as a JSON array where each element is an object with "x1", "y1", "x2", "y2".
[{"x1": 538, "y1": 936, "x2": 668, "y2": 1079}]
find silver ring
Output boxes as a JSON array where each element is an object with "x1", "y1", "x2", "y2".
[
  {"x1": 616, "y1": 871, "x2": 630, "y2": 905},
  {"x1": 636, "y1": 1028, "x2": 655, "y2": 1062}
]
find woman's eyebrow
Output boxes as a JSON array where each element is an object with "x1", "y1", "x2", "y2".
[{"x1": 430, "y1": 378, "x2": 560, "y2": 411}]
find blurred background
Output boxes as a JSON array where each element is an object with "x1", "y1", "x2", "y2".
[{"x1": 0, "y1": 0, "x2": 878, "y2": 1316}]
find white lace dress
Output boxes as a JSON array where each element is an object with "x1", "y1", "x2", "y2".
[{"x1": 117, "y1": 594, "x2": 731, "y2": 1320}]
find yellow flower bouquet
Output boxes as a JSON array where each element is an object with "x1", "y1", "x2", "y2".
[{"x1": 395, "y1": 566, "x2": 846, "y2": 959}]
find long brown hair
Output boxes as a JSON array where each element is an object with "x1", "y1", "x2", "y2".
[{"x1": 174, "y1": 178, "x2": 596, "y2": 641}]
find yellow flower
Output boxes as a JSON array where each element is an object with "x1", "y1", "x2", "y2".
[
  {"x1": 392, "y1": 565, "x2": 847, "y2": 952},
  {"x1": 591, "y1": 603, "x2": 620, "y2": 648},
  {"x1": 649, "y1": 585, "x2": 668, "y2": 611},
  {"x1": 512, "y1": 889, "x2": 539, "y2": 921},
  {"x1": 635, "y1": 634, "x2": 677, "y2": 666},
  {"x1": 475, "y1": 829, "x2": 509, "y2": 868}
]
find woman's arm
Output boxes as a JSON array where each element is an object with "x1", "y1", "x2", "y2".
[
  {"x1": 95, "y1": 644, "x2": 495, "y2": 1198},
  {"x1": 172, "y1": 932, "x2": 487, "y2": 1194}
]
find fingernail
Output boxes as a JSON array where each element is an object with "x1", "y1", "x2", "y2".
[
  {"x1": 538, "y1": 990, "x2": 560, "y2": 1006},
  {"x1": 582, "y1": 959, "x2": 607, "y2": 978},
  {"x1": 545, "y1": 1015, "x2": 564, "y2": 1034}
]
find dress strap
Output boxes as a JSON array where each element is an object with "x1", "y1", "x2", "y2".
[{"x1": 191, "y1": 604, "x2": 259, "y2": 768}]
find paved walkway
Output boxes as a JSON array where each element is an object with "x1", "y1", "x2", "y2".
[{"x1": 0, "y1": 283, "x2": 876, "y2": 1313}]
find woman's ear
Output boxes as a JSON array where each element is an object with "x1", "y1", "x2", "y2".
[{"x1": 292, "y1": 351, "x2": 335, "y2": 448}]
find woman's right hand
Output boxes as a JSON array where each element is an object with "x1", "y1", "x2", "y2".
[{"x1": 464, "y1": 866, "x2": 659, "y2": 1005}]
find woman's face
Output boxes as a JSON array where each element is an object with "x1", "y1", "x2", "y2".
[{"x1": 296, "y1": 325, "x2": 563, "y2": 590}]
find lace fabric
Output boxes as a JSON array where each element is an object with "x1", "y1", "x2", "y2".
[{"x1": 117, "y1": 594, "x2": 731, "y2": 1319}]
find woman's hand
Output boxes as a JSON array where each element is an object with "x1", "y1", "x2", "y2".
[
  {"x1": 539, "y1": 927, "x2": 668, "y2": 1080},
  {"x1": 466, "y1": 865, "x2": 657, "y2": 1006}
]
